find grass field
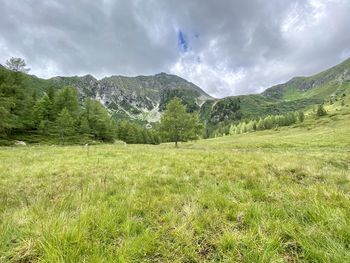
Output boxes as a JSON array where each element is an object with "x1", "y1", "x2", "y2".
[{"x1": 1, "y1": 105, "x2": 350, "y2": 262}]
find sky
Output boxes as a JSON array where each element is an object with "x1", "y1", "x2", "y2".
[{"x1": 1, "y1": 0, "x2": 350, "y2": 98}]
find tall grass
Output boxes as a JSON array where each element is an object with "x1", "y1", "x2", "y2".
[{"x1": 0, "y1": 104, "x2": 349, "y2": 262}]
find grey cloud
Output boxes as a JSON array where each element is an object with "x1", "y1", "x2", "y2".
[
  {"x1": 0, "y1": 0, "x2": 349, "y2": 97},
  {"x1": 0, "y1": 0, "x2": 178, "y2": 77}
]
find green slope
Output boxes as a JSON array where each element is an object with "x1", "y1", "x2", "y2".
[
  {"x1": 206, "y1": 58, "x2": 350, "y2": 130},
  {"x1": 1, "y1": 57, "x2": 350, "y2": 128},
  {"x1": 1, "y1": 97, "x2": 349, "y2": 262},
  {"x1": 262, "y1": 58, "x2": 350, "y2": 101}
]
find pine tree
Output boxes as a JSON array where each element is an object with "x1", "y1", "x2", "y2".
[
  {"x1": 83, "y1": 98, "x2": 115, "y2": 141},
  {"x1": 263, "y1": 116, "x2": 274, "y2": 129},
  {"x1": 126, "y1": 126, "x2": 137, "y2": 144},
  {"x1": 78, "y1": 116, "x2": 91, "y2": 135},
  {"x1": 142, "y1": 129, "x2": 150, "y2": 144},
  {"x1": 0, "y1": 68, "x2": 33, "y2": 134},
  {"x1": 316, "y1": 104, "x2": 327, "y2": 116},
  {"x1": 56, "y1": 108, "x2": 75, "y2": 144},
  {"x1": 229, "y1": 124, "x2": 235, "y2": 135},
  {"x1": 54, "y1": 87, "x2": 80, "y2": 119},
  {"x1": 33, "y1": 94, "x2": 53, "y2": 127},
  {"x1": 47, "y1": 86, "x2": 56, "y2": 101},
  {"x1": 0, "y1": 106, "x2": 11, "y2": 135},
  {"x1": 31, "y1": 89, "x2": 38, "y2": 103},
  {"x1": 235, "y1": 123, "x2": 241, "y2": 134},
  {"x1": 298, "y1": 111, "x2": 305, "y2": 122},
  {"x1": 247, "y1": 121, "x2": 256, "y2": 132},
  {"x1": 256, "y1": 118, "x2": 265, "y2": 130},
  {"x1": 116, "y1": 121, "x2": 128, "y2": 142},
  {"x1": 252, "y1": 121, "x2": 257, "y2": 131},
  {"x1": 153, "y1": 133, "x2": 161, "y2": 145},
  {"x1": 240, "y1": 122, "x2": 247, "y2": 133},
  {"x1": 5, "y1": 57, "x2": 30, "y2": 73},
  {"x1": 38, "y1": 119, "x2": 50, "y2": 135}
]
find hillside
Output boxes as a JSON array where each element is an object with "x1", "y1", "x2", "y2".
[
  {"x1": 1, "y1": 99, "x2": 349, "y2": 262},
  {"x1": 204, "y1": 58, "x2": 350, "y2": 129},
  {"x1": 1, "y1": 59, "x2": 350, "y2": 261},
  {"x1": 50, "y1": 73, "x2": 213, "y2": 122},
  {"x1": 1, "y1": 57, "x2": 349, "y2": 129},
  {"x1": 46, "y1": 57, "x2": 350, "y2": 125},
  {"x1": 262, "y1": 58, "x2": 350, "y2": 101}
]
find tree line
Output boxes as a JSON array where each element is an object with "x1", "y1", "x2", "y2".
[
  {"x1": 3, "y1": 57, "x2": 340, "y2": 146},
  {"x1": 0, "y1": 58, "x2": 203, "y2": 146},
  {"x1": 225, "y1": 111, "x2": 305, "y2": 136},
  {"x1": 0, "y1": 69, "x2": 117, "y2": 144},
  {"x1": 116, "y1": 121, "x2": 161, "y2": 144}
]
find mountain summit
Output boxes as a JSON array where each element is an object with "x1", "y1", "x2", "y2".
[
  {"x1": 1, "y1": 57, "x2": 349, "y2": 126},
  {"x1": 50, "y1": 72, "x2": 213, "y2": 122}
]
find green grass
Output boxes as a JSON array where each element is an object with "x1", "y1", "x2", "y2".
[{"x1": 1, "y1": 104, "x2": 350, "y2": 262}]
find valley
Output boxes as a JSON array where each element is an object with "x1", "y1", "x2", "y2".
[
  {"x1": 1, "y1": 100, "x2": 349, "y2": 262},
  {"x1": 2, "y1": 1, "x2": 350, "y2": 262},
  {"x1": 2, "y1": 57, "x2": 349, "y2": 130}
]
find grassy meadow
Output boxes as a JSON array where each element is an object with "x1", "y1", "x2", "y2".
[{"x1": 1, "y1": 104, "x2": 350, "y2": 262}]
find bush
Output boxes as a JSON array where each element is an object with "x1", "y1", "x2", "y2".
[{"x1": 316, "y1": 104, "x2": 327, "y2": 116}]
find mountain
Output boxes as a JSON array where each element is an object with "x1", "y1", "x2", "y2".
[
  {"x1": 1, "y1": 57, "x2": 349, "y2": 128},
  {"x1": 262, "y1": 58, "x2": 350, "y2": 100},
  {"x1": 206, "y1": 58, "x2": 350, "y2": 125},
  {"x1": 49, "y1": 72, "x2": 213, "y2": 122}
]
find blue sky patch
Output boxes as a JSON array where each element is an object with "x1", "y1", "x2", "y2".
[{"x1": 178, "y1": 30, "x2": 188, "y2": 53}]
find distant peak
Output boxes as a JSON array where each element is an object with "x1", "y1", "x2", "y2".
[
  {"x1": 82, "y1": 74, "x2": 97, "y2": 80},
  {"x1": 155, "y1": 72, "x2": 183, "y2": 80},
  {"x1": 155, "y1": 72, "x2": 170, "y2": 76}
]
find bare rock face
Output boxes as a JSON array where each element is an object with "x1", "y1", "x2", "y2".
[
  {"x1": 46, "y1": 57, "x2": 350, "y2": 125},
  {"x1": 15, "y1": 141, "x2": 26, "y2": 146},
  {"x1": 50, "y1": 72, "x2": 213, "y2": 122}
]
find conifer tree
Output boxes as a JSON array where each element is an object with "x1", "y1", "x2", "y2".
[
  {"x1": 47, "y1": 86, "x2": 55, "y2": 101},
  {"x1": 83, "y1": 98, "x2": 115, "y2": 141},
  {"x1": 78, "y1": 116, "x2": 91, "y2": 135},
  {"x1": 316, "y1": 104, "x2": 327, "y2": 116},
  {"x1": 38, "y1": 120, "x2": 50, "y2": 135},
  {"x1": 56, "y1": 108, "x2": 75, "y2": 144},
  {"x1": 5, "y1": 57, "x2": 30, "y2": 73},
  {"x1": 0, "y1": 67, "x2": 33, "y2": 134},
  {"x1": 54, "y1": 87, "x2": 80, "y2": 119},
  {"x1": 240, "y1": 122, "x2": 247, "y2": 133},
  {"x1": 263, "y1": 116, "x2": 274, "y2": 129},
  {"x1": 229, "y1": 124, "x2": 235, "y2": 135},
  {"x1": 142, "y1": 129, "x2": 150, "y2": 144},
  {"x1": 33, "y1": 94, "x2": 53, "y2": 127},
  {"x1": 298, "y1": 111, "x2": 305, "y2": 122},
  {"x1": 256, "y1": 119, "x2": 263, "y2": 131},
  {"x1": 126, "y1": 125, "x2": 137, "y2": 144}
]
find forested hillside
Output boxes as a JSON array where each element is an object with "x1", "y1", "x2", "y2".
[
  {"x1": 1, "y1": 57, "x2": 349, "y2": 144},
  {"x1": 0, "y1": 66, "x2": 161, "y2": 145}
]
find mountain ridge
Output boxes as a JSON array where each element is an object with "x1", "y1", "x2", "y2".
[
  {"x1": 48, "y1": 71, "x2": 213, "y2": 122},
  {"x1": 262, "y1": 58, "x2": 350, "y2": 100},
  {"x1": 1, "y1": 57, "x2": 349, "y2": 127}
]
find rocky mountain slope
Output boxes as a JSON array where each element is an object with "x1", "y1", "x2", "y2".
[
  {"x1": 1, "y1": 58, "x2": 349, "y2": 127},
  {"x1": 49, "y1": 73, "x2": 213, "y2": 122}
]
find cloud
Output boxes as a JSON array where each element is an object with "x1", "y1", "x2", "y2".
[{"x1": 0, "y1": 0, "x2": 349, "y2": 97}]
